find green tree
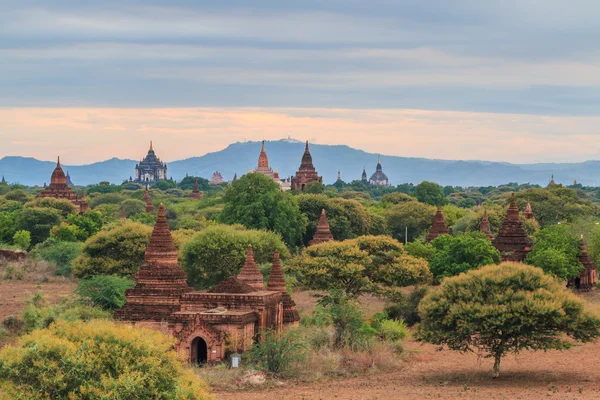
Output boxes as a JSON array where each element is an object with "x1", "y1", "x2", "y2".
[
  {"x1": 4, "y1": 189, "x2": 31, "y2": 204},
  {"x1": 296, "y1": 194, "x2": 352, "y2": 244},
  {"x1": 66, "y1": 211, "x2": 103, "y2": 238},
  {"x1": 178, "y1": 176, "x2": 210, "y2": 191},
  {"x1": 24, "y1": 197, "x2": 78, "y2": 218},
  {"x1": 304, "y1": 181, "x2": 325, "y2": 194},
  {"x1": 415, "y1": 181, "x2": 446, "y2": 206},
  {"x1": 120, "y1": 198, "x2": 146, "y2": 217},
  {"x1": 18, "y1": 207, "x2": 62, "y2": 245},
  {"x1": 416, "y1": 263, "x2": 600, "y2": 378},
  {"x1": 31, "y1": 239, "x2": 83, "y2": 276},
  {"x1": 0, "y1": 211, "x2": 19, "y2": 244},
  {"x1": 72, "y1": 221, "x2": 152, "y2": 278},
  {"x1": 380, "y1": 192, "x2": 415, "y2": 205},
  {"x1": 76, "y1": 275, "x2": 135, "y2": 311},
  {"x1": 50, "y1": 222, "x2": 87, "y2": 242},
  {"x1": 12, "y1": 230, "x2": 31, "y2": 250},
  {"x1": 153, "y1": 180, "x2": 177, "y2": 190},
  {"x1": 89, "y1": 192, "x2": 127, "y2": 208},
  {"x1": 514, "y1": 188, "x2": 597, "y2": 227},
  {"x1": 429, "y1": 232, "x2": 500, "y2": 281},
  {"x1": 385, "y1": 201, "x2": 436, "y2": 243},
  {"x1": 403, "y1": 241, "x2": 435, "y2": 261},
  {"x1": 180, "y1": 224, "x2": 290, "y2": 289},
  {"x1": 0, "y1": 320, "x2": 210, "y2": 399},
  {"x1": 525, "y1": 224, "x2": 582, "y2": 280},
  {"x1": 220, "y1": 173, "x2": 307, "y2": 246}
]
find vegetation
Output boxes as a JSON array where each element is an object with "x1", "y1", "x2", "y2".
[
  {"x1": 526, "y1": 224, "x2": 583, "y2": 280},
  {"x1": 76, "y1": 275, "x2": 135, "y2": 311}
]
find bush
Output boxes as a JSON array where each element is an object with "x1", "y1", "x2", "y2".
[
  {"x1": 0, "y1": 320, "x2": 211, "y2": 399},
  {"x1": 248, "y1": 328, "x2": 307, "y2": 376},
  {"x1": 50, "y1": 221, "x2": 86, "y2": 242},
  {"x1": 31, "y1": 239, "x2": 83, "y2": 276},
  {"x1": 320, "y1": 290, "x2": 374, "y2": 351},
  {"x1": 376, "y1": 319, "x2": 409, "y2": 342},
  {"x1": 24, "y1": 197, "x2": 78, "y2": 217},
  {"x1": 385, "y1": 286, "x2": 429, "y2": 326},
  {"x1": 12, "y1": 230, "x2": 30, "y2": 250},
  {"x1": 76, "y1": 275, "x2": 135, "y2": 311},
  {"x1": 18, "y1": 207, "x2": 62, "y2": 245}
]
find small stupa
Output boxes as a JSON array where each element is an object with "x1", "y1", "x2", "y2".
[
  {"x1": 309, "y1": 209, "x2": 334, "y2": 246},
  {"x1": 426, "y1": 205, "x2": 450, "y2": 242},
  {"x1": 236, "y1": 245, "x2": 264, "y2": 290}
]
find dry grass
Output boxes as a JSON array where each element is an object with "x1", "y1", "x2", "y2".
[{"x1": 0, "y1": 258, "x2": 72, "y2": 284}]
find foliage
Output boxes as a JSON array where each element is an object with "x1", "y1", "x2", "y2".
[
  {"x1": 385, "y1": 201, "x2": 436, "y2": 243},
  {"x1": 415, "y1": 181, "x2": 446, "y2": 206},
  {"x1": 220, "y1": 173, "x2": 307, "y2": 246},
  {"x1": 0, "y1": 320, "x2": 211, "y2": 399},
  {"x1": 525, "y1": 224, "x2": 583, "y2": 280},
  {"x1": 385, "y1": 286, "x2": 429, "y2": 326},
  {"x1": 130, "y1": 212, "x2": 157, "y2": 226},
  {"x1": 514, "y1": 188, "x2": 597, "y2": 227},
  {"x1": 24, "y1": 197, "x2": 78, "y2": 217},
  {"x1": 17, "y1": 207, "x2": 61, "y2": 245},
  {"x1": 4, "y1": 189, "x2": 31, "y2": 203},
  {"x1": 181, "y1": 224, "x2": 290, "y2": 289},
  {"x1": 66, "y1": 211, "x2": 103, "y2": 239},
  {"x1": 30, "y1": 239, "x2": 83, "y2": 276},
  {"x1": 89, "y1": 192, "x2": 128, "y2": 207},
  {"x1": 416, "y1": 263, "x2": 600, "y2": 378},
  {"x1": 12, "y1": 230, "x2": 31, "y2": 250},
  {"x1": 50, "y1": 222, "x2": 86, "y2": 242},
  {"x1": 72, "y1": 221, "x2": 152, "y2": 278},
  {"x1": 153, "y1": 179, "x2": 178, "y2": 190},
  {"x1": 0, "y1": 211, "x2": 19, "y2": 244},
  {"x1": 380, "y1": 192, "x2": 415, "y2": 205},
  {"x1": 429, "y1": 232, "x2": 500, "y2": 282},
  {"x1": 76, "y1": 275, "x2": 135, "y2": 311},
  {"x1": 178, "y1": 176, "x2": 210, "y2": 191},
  {"x1": 375, "y1": 319, "x2": 409, "y2": 342},
  {"x1": 0, "y1": 198, "x2": 23, "y2": 212},
  {"x1": 304, "y1": 181, "x2": 325, "y2": 194},
  {"x1": 120, "y1": 198, "x2": 147, "y2": 217},
  {"x1": 403, "y1": 240, "x2": 435, "y2": 261},
  {"x1": 248, "y1": 328, "x2": 307, "y2": 376}
]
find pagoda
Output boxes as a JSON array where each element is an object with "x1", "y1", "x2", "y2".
[
  {"x1": 255, "y1": 141, "x2": 275, "y2": 179},
  {"x1": 236, "y1": 245, "x2": 264, "y2": 290},
  {"x1": 210, "y1": 171, "x2": 224, "y2": 184},
  {"x1": 426, "y1": 205, "x2": 450, "y2": 242},
  {"x1": 267, "y1": 250, "x2": 300, "y2": 325},
  {"x1": 369, "y1": 155, "x2": 390, "y2": 186},
  {"x1": 524, "y1": 202, "x2": 535, "y2": 220},
  {"x1": 479, "y1": 208, "x2": 494, "y2": 240},
  {"x1": 65, "y1": 171, "x2": 74, "y2": 187},
  {"x1": 143, "y1": 186, "x2": 155, "y2": 213},
  {"x1": 492, "y1": 193, "x2": 533, "y2": 262},
  {"x1": 115, "y1": 204, "x2": 193, "y2": 322},
  {"x1": 290, "y1": 141, "x2": 322, "y2": 191},
  {"x1": 134, "y1": 141, "x2": 168, "y2": 184},
  {"x1": 571, "y1": 235, "x2": 597, "y2": 291},
  {"x1": 361, "y1": 167, "x2": 368, "y2": 185},
  {"x1": 190, "y1": 178, "x2": 203, "y2": 200},
  {"x1": 309, "y1": 209, "x2": 334, "y2": 246},
  {"x1": 38, "y1": 157, "x2": 88, "y2": 214}
]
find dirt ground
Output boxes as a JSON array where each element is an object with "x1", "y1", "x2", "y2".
[{"x1": 0, "y1": 282, "x2": 76, "y2": 321}]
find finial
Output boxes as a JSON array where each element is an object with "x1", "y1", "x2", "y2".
[
  {"x1": 261, "y1": 140, "x2": 265, "y2": 150},
  {"x1": 158, "y1": 203, "x2": 165, "y2": 217},
  {"x1": 305, "y1": 140, "x2": 309, "y2": 151},
  {"x1": 274, "y1": 249, "x2": 280, "y2": 261},
  {"x1": 378, "y1": 154, "x2": 381, "y2": 164},
  {"x1": 57, "y1": 156, "x2": 60, "y2": 166},
  {"x1": 150, "y1": 141, "x2": 153, "y2": 151}
]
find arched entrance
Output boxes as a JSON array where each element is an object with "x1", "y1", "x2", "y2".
[{"x1": 191, "y1": 337, "x2": 208, "y2": 366}]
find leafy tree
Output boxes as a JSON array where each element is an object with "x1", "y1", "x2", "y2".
[
  {"x1": 50, "y1": 222, "x2": 87, "y2": 242},
  {"x1": 304, "y1": 181, "x2": 325, "y2": 194},
  {"x1": 385, "y1": 201, "x2": 436, "y2": 243},
  {"x1": 403, "y1": 240, "x2": 435, "y2": 261},
  {"x1": 178, "y1": 176, "x2": 210, "y2": 191},
  {"x1": 130, "y1": 212, "x2": 157, "y2": 226},
  {"x1": 380, "y1": 192, "x2": 415, "y2": 205},
  {"x1": 288, "y1": 236, "x2": 431, "y2": 299},
  {"x1": 181, "y1": 224, "x2": 290, "y2": 289},
  {"x1": 31, "y1": 239, "x2": 83, "y2": 276},
  {"x1": 85, "y1": 181, "x2": 122, "y2": 194},
  {"x1": 296, "y1": 194, "x2": 352, "y2": 243},
  {"x1": 248, "y1": 328, "x2": 307, "y2": 376},
  {"x1": 0, "y1": 198, "x2": 22, "y2": 212},
  {"x1": 429, "y1": 232, "x2": 500, "y2": 281},
  {"x1": 4, "y1": 189, "x2": 31, "y2": 204},
  {"x1": 0, "y1": 320, "x2": 210, "y2": 399},
  {"x1": 329, "y1": 198, "x2": 375, "y2": 236},
  {"x1": 0, "y1": 211, "x2": 19, "y2": 244},
  {"x1": 89, "y1": 192, "x2": 127, "y2": 208},
  {"x1": 12, "y1": 230, "x2": 31, "y2": 250},
  {"x1": 24, "y1": 197, "x2": 78, "y2": 218},
  {"x1": 525, "y1": 224, "x2": 582, "y2": 280},
  {"x1": 385, "y1": 286, "x2": 429, "y2": 326},
  {"x1": 65, "y1": 210, "x2": 103, "y2": 238},
  {"x1": 120, "y1": 198, "x2": 146, "y2": 217},
  {"x1": 18, "y1": 207, "x2": 61, "y2": 245},
  {"x1": 76, "y1": 275, "x2": 135, "y2": 311},
  {"x1": 514, "y1": 188, "x2": 597, "y2": 227},
  {"x1": 153, "y1": 179, "x2": 177, "y2": 190},
  {"x1": 415, "y1": 181, "x2": 446, "y2": 206},
  {"x1": 220, "y1": 173, "x2": 307, "y2": 246},
  {"x1": 72, "y1": 221, "x2": 152, "y2": 278},
  {"x1": 416, "y1": 263, "x2": 600, "y2": 378}
]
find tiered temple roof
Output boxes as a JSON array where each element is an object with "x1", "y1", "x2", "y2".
[
  {"x1": 190, "y1": 178, "x2": 204, "y2": 200},
  {"x1": 492, "y1": 193, "x2": 533, "y2": 262},
  {"x1": 291, "y1": 141, "x2": 322, "y2": 191},
  {"x1": 255, "y1": 141, "x2": 275, "y2": 179},
  {"x1": 115, "y1": 204, "x2": 193, "y2": 322},
  {"x1": 361, "y1": 167, "x2": 368, "y2": 184},
  {"x1": 236, "y1": 245, "x2": 264, "y2": 290},
  {"x1": 369, "y1": 155, "x2": 390, "y2": 186},
  {"x1": 38, "y1": 157, "x2": 88, "y2": 214},
  {"x1": 426, "y1": 205, "x2": 450, "y2": 242},
  {"x1": 143, "y1": 186, "x2": 155, "y2": 213},
  {"x1": 135, "y1": 141, "x2": 168, "y2": 184},
  {"x1": 309, "y1": 209, "x2": 334, "y2": 246},
  {"x1": 210, "y1": 171, "x2": 224, "y2": 184},
  {"x1": 524, "y1": 202, "x2": 535, "y2": 220},
  {"x1": 268, "y1": 250, "x2": 300, "y2": 324},
  {"x1": 479, "y1": 208, "x2": 494, "y2": 240}
]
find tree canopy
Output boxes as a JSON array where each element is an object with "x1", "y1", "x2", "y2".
[
  {"x1": 525, "y1": 224, "x2": 583, "y2": 280},
  {"x1": 384, "y1": 201, "x2": 436, "y2": 243}
]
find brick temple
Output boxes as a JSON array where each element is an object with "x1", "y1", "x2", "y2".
[
  {"x1": 426, "y1": 205, "x2": 449, "y2": 242},
  {"x1": 38, "y1": 157, "x2": 88, "y2": 214},
  {"x1": 116, "y1": 204, "x2": 299, "y2": 364},
  {"x1": 569, "y1": 236, "x2": 597, "y2": 291},
  {"x1": 479, "y1": 208, "x2": 495, "y2": 240},
  {"x1": 291, "y1": 141, "x2": 322, "y2": 191},
  {"x1": 190, "y1": 178, "x2": 204, "y2": 200},
  {"x1": 309, "y1": 209, "x2": 334, "y2": 246},
  {"x1": 492, "y1": 194, "x2": 533, "y2": 262},
  {"x1": 143, "y1": 185, "x2": 155, "y2": 213}
]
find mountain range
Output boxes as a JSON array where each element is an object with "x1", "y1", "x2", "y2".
[{"x1": 0, "y1": 139, "x2": 597, "y2": 187}]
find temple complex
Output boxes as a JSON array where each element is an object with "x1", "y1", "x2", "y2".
[
  {"x1": 134, "y1": 142, "x2": 168, "y2": 184},
  {"x1": 116, "y1": 204, "x2": 298, "y2": 364},
  {"x1": 492, "y1": 194, "x2": 533, "y2": 262},
  {"x1": 210, "y1": 171, "x2": 224, "y2": 184},
  {"x1": 524, "y1": 202, "x2": 535, "y2": 220},
  {"x1": 190, "y1": 179, "x2": 204, "y2": 200},
  {"x1": 291, "y1": 141, "x2": 322, "y2": 191},
  {"x1": 426, "y1": 205, "x2": 450, "y2": 242},
  {"x1": 143, "y1": 186, "x2": 155, "y2": 213},
  {"x1": 309, "y1": 209, "x2": 334, "y2": 246},
  {"x1": 479, "y1": 208, "x2": 494, "y2": 240},
  {"x1": 369, "y1": 156, "x2": 390, "y2": 186},
  {"x1": 38, "y1": 157, "x2": 88, "y2": 214},
  {"x1": 569, "y1": 235, "x2": 597, "y2": 291}
]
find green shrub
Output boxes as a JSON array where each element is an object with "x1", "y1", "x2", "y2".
[
  {"x1": 31, "y1": 239, "x2": 83, "y2": 276},
  {"x1": 11, "y1": 230, "x2": 30, "y2": 250},
  {"x1": 76, "y1": 275, "x2": 135, "y2": 311},
  {"x1": 376, "y1": 319, "x2": 409, "y2": 342},
  {"x1": 248, "y1": 328, "x2": 307, "y2": 376},
  {"x1": 308, "y1": 327, "x2": 332, "y2": 349},
  {"x1": 0, "y1": 320, "x2": 211, "y2": 399},
  {"x1": 2, "y1": 316, "x2": 24, "y2": 335},
  {"x1": 385, "y1": 286, "x2": 429, "y2": 326}
]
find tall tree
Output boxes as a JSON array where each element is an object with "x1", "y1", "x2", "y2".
[{"x1": 415, "y1": 181, "x2": 446, "y2": 206}]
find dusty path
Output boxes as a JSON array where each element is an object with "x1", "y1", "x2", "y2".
[{"x1": 216, "y1": 339, "x2": 600, "y2": 400}]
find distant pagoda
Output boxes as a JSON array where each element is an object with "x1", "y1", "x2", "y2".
[
  {"x1": 524, "y1": 202, "x2": 535, "y2": 220},
  {"x1": 369, "y1": 155, "x2": 390, "y2": 186},
  {"x1": 426, "y1": 205, "x2": 449, "y2": 242},
  {"x1": 361, "y1": 167, "x2": 368, "y2": 185},
  {"x1": 65, "y1": 171, "x2": 74, "y2": 187},
  {"x1": 309, "y1": 209, "x2": 334, "y2": 246},
  {"x1": 143, "y1": 185, "x2": 155, "y2": 213},
  {"x1": 38, "y1": 157, "x2": 88, "y2": 214},
  {"x1": 210, "y1": 171, "x2": 224, "y2": 184},
  {"x1": 190, "y1": 178, "x2": 203, "y2": 200},
  {"x1": 492, "y1": 194, "x2": 533, "y2": 262},
  {"x1": 134, "y1": 141, "x2": 168, "y2": 184},
  {"x1": 479, "y1": 208, "x2": 494, "y2": 240},
  {"x1": 255, "y1": 141, "x2": 275, "y2": 179},
  {"x1": 291, "y1": 141, "x2": 322, "y2": 191}
]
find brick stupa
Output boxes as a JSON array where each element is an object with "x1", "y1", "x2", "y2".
[
  {"x1": 573, "y1": 236, "x2": 597, "y2": 290},
  {"x1": 524, "y1": 201, "x2": 535, "y2": 220},
  {"x1": 309, "y1": 209, "x2": 334, "y2": 246},
  {"x1": 143, "y1": 185, "x2": 155, "y2": 213},
  {"x1": 190, "y1": 178, "x2": 204, "y2": 200},
  {"x1": 291, "y1": 141, "x2": 322, "y2": 191},
  {"x1": 426, "y1": 205, "x2": 450, "y2": 242},
  {"x1": 479, "y1": 208, "x2": 494, "y2": 240},
  {"x1": 267, "y1": 250, "x2": 300, "y2": 325},
  {"x1": 38, "y1": 157, "x2": 88, "y2": 214},
  {"x1": 115, "y1": 204, "x2": 193, "y2": 322},
  {"x1": 236, "y1": 245, "x2": 264, "y2": 290},
  {"x1": 492, "y1": 193, "x2": 533, "y2": 262}
]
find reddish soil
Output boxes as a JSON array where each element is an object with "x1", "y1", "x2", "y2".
[{"x1": 0, "y1": 282, "x2": 76, "y2": 321}]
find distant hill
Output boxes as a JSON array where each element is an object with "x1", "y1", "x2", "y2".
[{"x1": 1, "y1": 139, "x2": 598, "y2": 187}]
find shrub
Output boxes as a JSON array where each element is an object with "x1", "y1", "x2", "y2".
[
  {"x1": 376, "y1": 319, "x2": 409, "y2": 342},
  {"x1": 76, "y1": 275, "x2": 135, "y2": 311},
  {"x1": 17, "y1": 207, "x2": 62, "y2": 245},
  {"x1": 320, "y1": 290, "x2": 374, "y2": 351},
  {"x1": 12, "y1": 230, "x2": 30, "y2": 250},
  {"x1": 385, "y1": 286, "x2": 429, "y2": 326},
  {"x1": 50, "y1": 221, "x2": 86, "y2": 242},
  {"x1": 0, "y1": 320, "x2": 211, "y2": 399},
  {"x1": 24, "y1": 197, "x2": 78, "y2": 217},
  {"x1": 248, "y1": 328, "x2": 307, "y2": 376},
  {"x1": 2, "y1": 316, "x2": 24, "y2": 335},
  {"x1": 31, "y1": 239, "x2": 83, "y2": 276}
]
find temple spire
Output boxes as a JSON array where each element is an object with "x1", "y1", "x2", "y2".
[
  {"x1": 426, "y1": 205, "x2": 450, "y2": 242},
  {"x1": 480, "y1": 208, "x2": 494, "y2": 240},
  {"x1": 57, "y1": 156, "x2": 60, "y2": 166},
  {"x1": 267, "y1": 250, "x2": 286, "y2": 292},
  {"x1": 144, "y1": 185, "x2": 155, "y2": 213},
  {"x1": 150, "y1": 141, "x2": 153, "y2": 151},
  {"x1": 309, "y1": 209, "x2": 334, "y2": 245},
  {"x1": 237, "y1": 245, "x2": 264, "y2": 290},
  {"x1": 524, "y1": 201, "x2": 535, "y2": 220}
]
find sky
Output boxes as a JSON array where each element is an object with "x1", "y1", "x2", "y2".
[{"x1": 1, "y1": 0, "x2": 599, "y2": 164}]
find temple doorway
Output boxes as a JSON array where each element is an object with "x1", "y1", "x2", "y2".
[{"x1": 191, "y1": 337, "x2": 208, "y2": 366}]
